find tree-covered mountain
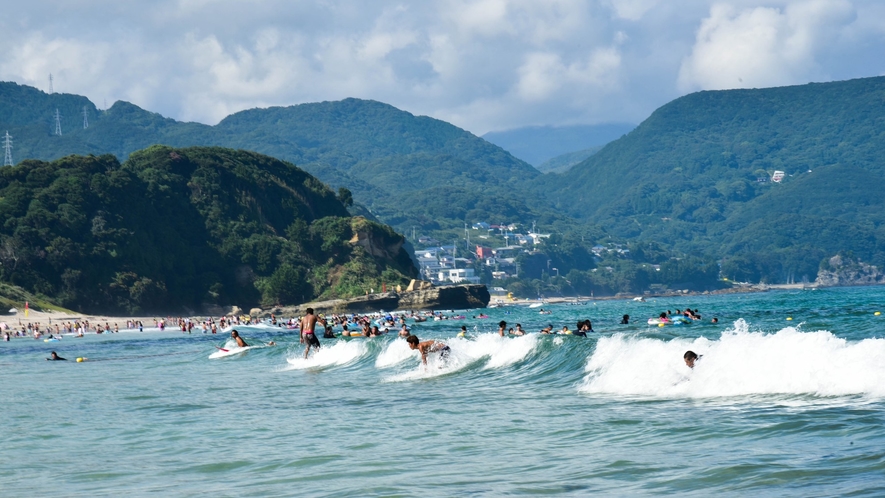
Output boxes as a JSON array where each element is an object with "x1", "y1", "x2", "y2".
[
  {"x1": 543, "y1": 76, "x2": 885, "y2": 282},
  {"x1": 0, "y1": 146, "x2": 416, "y2": 314},
  {"x1": 4, "y1": 76, "x2": 885, "y2": 289},
  {"x1": 0, "y1": 83, "x2": 551, "y2": 233}
]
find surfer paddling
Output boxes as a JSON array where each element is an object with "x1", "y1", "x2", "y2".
[
  {"x1": 46, "y1": 351, "x2": 66, "y2": 361},
  {"x1": 231, "y1": 330, "x2": 248, "y2": 347},
  {"x1": 406, "y1": 335, "x2": 450, "y2": 365},
  {"x1": 300, "y1": 308, "x2": 325, "y2": 358}
]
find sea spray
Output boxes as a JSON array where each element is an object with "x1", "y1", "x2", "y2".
[
  {"x1": 284, "y1": 339, "x2": 367, "y2": 370},
  {"x1": 375, "y1": 337, "x2": 415, "y2": 368},
  {"x1": 382, "y1": 333, "x2": 541, "y2": 382},
  {"x1": 580, "y1": 319, "x2": 885, "y2": 398}
]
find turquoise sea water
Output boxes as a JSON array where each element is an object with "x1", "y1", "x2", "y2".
[{"x1": 3, "y1": 286, "x2": 885, "y2": 496}]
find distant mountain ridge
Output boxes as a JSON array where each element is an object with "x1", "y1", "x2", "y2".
[
  {"x1": 482, "y1": 123, "x2": 635, "y2": 166},
  {"x1": 4, "y1": 77, "x2": 885, "y2": 286},
  {"x1": 0, "y1": 83, "x2": 549, "y2": 233},
  {"x1": 536, "y1": 146, "x2": 602, "y2": 174}
]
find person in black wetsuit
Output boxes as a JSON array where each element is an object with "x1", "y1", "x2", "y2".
[
  {"x1": 323, "y1": 325, "x2": 336, "y2": 339},
  {"x1": 47, "y1": 351, "x2": 66, "y2": 361},
  {"x1": 573, "y1": 320, "x2": 593, "y2": 337},
  {"x1": 620, "y1": 314, "x2": 630, "y2": 324}
]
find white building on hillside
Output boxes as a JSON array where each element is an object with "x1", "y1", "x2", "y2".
[{"x1": 438, "y1": 268, "x2": 481, "y2": 284}]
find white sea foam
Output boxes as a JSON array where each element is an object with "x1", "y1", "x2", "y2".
[
  {"x1": 284, "y1": 340, "x2": 367, "y2": 370},
  {"x1": 580, "y1": 319, "x2": 885, "y2": 398},
  {"x1": 375, "y1": 338, "x2": 415, "y2": 368},
  {"x1": 383, "y1": 333, "x2": 539, "y2": 382},
  {"x1": 465, "y1": 333, "x2": 538, "y2": 369}
]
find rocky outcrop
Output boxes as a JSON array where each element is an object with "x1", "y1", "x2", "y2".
[
  {"x1": 405, "y1": 279, "x2": 433, "y2": 292},
  {"x1": 816, "y1": 255, "x2": 885, "y2": 287},
  {"x1": 349, "y1": 228, "x2": 404, "y2": 261},
  {"x1": 270, "y1": 284, "x2": 490, "y2": 316}
]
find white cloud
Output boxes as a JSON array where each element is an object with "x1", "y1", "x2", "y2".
[
  {"x1": 678, "y1": 0, "x2": 857, "y2": 91},
  {"x1": 0, "y1": 1, "x2": 882, "y2": 134},
  {"x1": 605, "y1": 0, "x2": 661, "y2": 21}
]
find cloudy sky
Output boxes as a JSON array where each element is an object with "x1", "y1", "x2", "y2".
[{"x1": 1, "y1": 0, "x2": 883, "y2": 134}]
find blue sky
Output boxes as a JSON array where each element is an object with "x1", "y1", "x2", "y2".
[{"x1": 2, "y1": 0, "x2": 883, "y2": 134}]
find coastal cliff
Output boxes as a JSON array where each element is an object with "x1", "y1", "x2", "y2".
[
  {"x1": 270, "y1": 284, "x2": 490, "y2": 315},
  {"x1": 815, "y1": 255, "x2": 885, "y2": 287}
]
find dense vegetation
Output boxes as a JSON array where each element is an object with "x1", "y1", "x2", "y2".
[
  {"x1": 3, "y1": 76, "x2": 885, "y2": 294},
  {"x1": 543, "y1": 76, "x2": 885, "y2": 283},
  {"x1": 0, "y1": 146, "x2": 416, "y2": 314},
  {"x1": 0, "y1": 84, "x2": 547, "y2": 233}
]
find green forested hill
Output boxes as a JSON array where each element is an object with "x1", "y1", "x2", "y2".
[
  {"x1": 4, "y1": 76, "x2": 885, "y2": 288},
  {"x1": 545, "y1": 76, "x2": 885, "y2": 282},
  {"x1": 0, "y1": 146, "x2": 416, "y2": 314},
  {"x1": 0, "y1": 84, "x2": 545, "y2": 232}
]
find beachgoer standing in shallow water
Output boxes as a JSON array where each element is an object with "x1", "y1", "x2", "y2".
[
  {"x1": 498, "y1": 320, "x2": 507, "y2": 337},
  {"x1": 300, "y1": 308, "x2": 325, "y2": 358}
]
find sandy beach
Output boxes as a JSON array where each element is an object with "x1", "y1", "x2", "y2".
[{"x1": 0, "y1": 281, "x2": 821, "y2": 330}]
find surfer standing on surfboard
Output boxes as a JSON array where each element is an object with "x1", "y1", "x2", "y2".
[
  {"x1": 300, "y1": 308, "x2": 325, "y2": 358},
  {"x1": 231, "y1": 330, "x2": 248, "y2": 348}
]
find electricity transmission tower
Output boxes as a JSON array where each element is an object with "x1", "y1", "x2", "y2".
[
  {"x1": 3, "y1": 131, "x2": 12, "y2": 166},
  {"x1": 54, "y1": 109, "x2": 62, "y2": 136},
  {"x1": 83, "y1": 106, "x2": 89, "y2": 129},
  {"x1": 49, "y1": 74, "x2": 54, "y2": 94}
]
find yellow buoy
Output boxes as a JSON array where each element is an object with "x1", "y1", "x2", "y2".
[
  {"x1": 76, "y1": 357, "x2": 84, "y2": 362},
  {"x1": 875, "y1": 311, "x2": 881, "y2": 316},
  {"x1": 658, "y1": 323, "x2": 665, "y2": 327},
  {"x1": 786, "y1": 317, "x2": 793, "y2": 321}
]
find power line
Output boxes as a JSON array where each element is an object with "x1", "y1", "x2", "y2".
[
  {"x1": 3, "y1": 131, "x2": 12, "y2": 166},
  {"x1": 54, "y1": 109, "x2": 62, "y2": 136}
]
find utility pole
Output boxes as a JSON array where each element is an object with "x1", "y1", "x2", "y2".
[
  {"x1": 3, "y1": 131, "x2": 12, "y2": 166},
  {"x1": 82, "y1": 106, "x2": 89, "y2": 129},
  {"x1": 465, "y1": 222, "x2": 470, "y2": 253},
  {"x1": 54, "y1": 109, "x2": 62, "y2": 136}
]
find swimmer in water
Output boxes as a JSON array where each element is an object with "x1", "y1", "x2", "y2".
[
  {"x1": 231, "y1": 330, "x2": 248, "y2": 347},
  {"x1": 497, "y1": 320, "x2": 506, "y2": 337},
  {"x1": 711, "y1": 317, "x2": 719, "y2": 324},
  {"x1": 47, "y1": 351, "x2": 66, "y2": 361},
  {"x1": 684, "y1": 350, "x2": 699, "y2": 368},
  {"x1": 406, "y1": 334, "x2": 450, "y2": 365},
  {"x1": 620, "y1": 314, "x2": 630, "y2": 324}
]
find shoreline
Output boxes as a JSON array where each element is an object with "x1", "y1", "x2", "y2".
[{"x1": 0, "y1": 282, "x2": 841, "y2": 326}]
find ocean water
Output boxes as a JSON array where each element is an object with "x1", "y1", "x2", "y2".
[{"x1": 3, "y1": 286, "x2": 885, "y2": 496}]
